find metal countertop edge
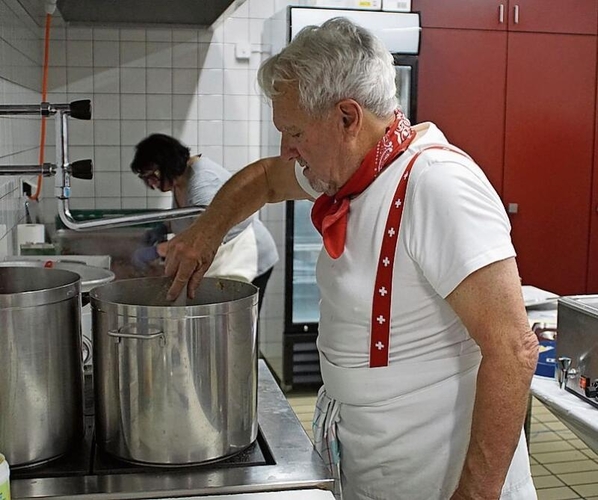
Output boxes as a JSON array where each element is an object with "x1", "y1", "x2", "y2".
[{"x1": 12, "y1": 360, "x2": 334, "y2": 499}]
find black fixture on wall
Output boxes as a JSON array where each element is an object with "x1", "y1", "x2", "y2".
[{"x1": 57, "y1": 0, "x2": 242, "y2": 27}]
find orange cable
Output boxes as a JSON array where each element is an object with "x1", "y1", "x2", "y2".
[{"x1": 31, "y1": 12, "x2": 52, "y2": 201}]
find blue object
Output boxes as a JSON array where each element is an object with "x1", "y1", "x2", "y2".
[
  {"x1": 132, "y1": 245, "x2": 160, "y2": 270},
  {"x1": 536, "y1": 340, "x2": 557, "y2": 378},
  {"x1": 143, "y1": 223, "x2": 168, "y2": 246}
]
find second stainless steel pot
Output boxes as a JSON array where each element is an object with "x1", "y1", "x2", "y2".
[
  {"x1": 0, "y1": 267, "x2": 83, "y2": 467},
  {"x1": 91, "y1": 277, "x2": 258, "y2": 465}
]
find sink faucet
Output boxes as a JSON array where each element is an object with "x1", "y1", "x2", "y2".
[{"x1": 556, "y1": 356, "x2": 578, "y2": 390}]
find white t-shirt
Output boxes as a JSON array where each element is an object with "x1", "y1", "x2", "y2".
[{"x1": 298, "y1": 122, "x2": 515, "y2": 368}]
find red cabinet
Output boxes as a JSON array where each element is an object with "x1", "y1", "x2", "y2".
[
  {"x1": 417, "y1": 29, "x2": 507, "y2": 193},
  {"x1": 587, "y1": 74, "x2": 598, "y2": 293},
  {"x1": 509, "y1": 0, "x2": 598, "y2": 35},
  {"x1": 414, "y1": 1, "x2": 598, "y2": 294},
  {"x1": 412, "y1": 0, "x2": 598, "y2": 34},
  {"x1": 412, "y1": 0, "x2": 505, "y2": 30},
  {"x1": 502, "y1": 33, "x2": 596, "y2": 295}
]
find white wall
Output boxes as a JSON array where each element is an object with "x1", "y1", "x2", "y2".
[
  {"x1": 0, "y1": 0, "x2": 292, "y2": 368},
  {"x1": 0, "y1": 0, "x2": 42, "y2": 255}
]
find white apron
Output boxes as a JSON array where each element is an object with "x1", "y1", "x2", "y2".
[
  {"x1": 203, "y1": 224, "x2": 258, "y2": 283},
  {"x1": 313, "y1": 352, "x2": 537, "y2": 500}
]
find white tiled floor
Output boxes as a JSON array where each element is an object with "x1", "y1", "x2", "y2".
[{"x1": 285, "y1": 393, "x2": 598, "y2": 499}]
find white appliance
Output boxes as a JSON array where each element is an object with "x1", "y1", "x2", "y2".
[{"x1": 260, "y1": 7, "x2": 421, "y2": 389}]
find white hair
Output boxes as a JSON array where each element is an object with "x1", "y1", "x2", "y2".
[{"x1": 258, "y1": 17, "x2": 398, "y2": 119}]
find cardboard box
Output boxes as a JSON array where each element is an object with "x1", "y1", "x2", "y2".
[{"x1": 382, "y1": 0, "x2": 411, "y2": 12}]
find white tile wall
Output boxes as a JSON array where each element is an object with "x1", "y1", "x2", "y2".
[
  {"x1": 1, "y1": 0, "x2": 295, "y2": 373},
  {"x1": 0, "y1": 0, "x2": 42, "y2": 255}
]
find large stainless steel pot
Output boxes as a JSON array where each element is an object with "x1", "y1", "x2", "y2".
[
  {"x1": 0, "y1": 267, "x2": 84, "y2": 467},
  {"x1": 91, "y1": 276, "x2": 258, "y2": 465}
]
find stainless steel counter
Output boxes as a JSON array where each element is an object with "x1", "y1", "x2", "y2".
[
  {"x1": 11, "y1": 361, "x2": 334, "y2": 499},
  {"x1": 162, "y1": 490, "x2": 335, "y2": 499},
  {"x1": 532, "y1": 376, "x2": 598, "y2": 453}
]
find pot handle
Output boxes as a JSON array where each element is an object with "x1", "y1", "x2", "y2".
[{"x1": 108, "y1": 324, "x2": 166, "y2": 346}]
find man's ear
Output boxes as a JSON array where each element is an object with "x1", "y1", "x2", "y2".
[{"x1": 337, "y1": 99, "x2": 362, "y2": 137}]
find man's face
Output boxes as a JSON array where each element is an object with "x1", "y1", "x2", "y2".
[{"x1": 272, "y1": 86, "x2": 348, "y2": 196}]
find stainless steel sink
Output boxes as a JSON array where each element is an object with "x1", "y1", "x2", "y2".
[{"x1": 52, "y1": 228, "x2": 164, "y2": 280}]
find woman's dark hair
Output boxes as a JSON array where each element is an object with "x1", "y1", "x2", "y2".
[{"x1": 130, "y1": 134, "x2": 190, "y2": 186}]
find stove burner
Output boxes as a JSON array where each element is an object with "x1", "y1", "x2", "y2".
[
  {"x1": 12, "y1": 417, "x2": 271, "y2": 481},
  {"x1": 11, "y1": 374, "x2": 272, "y2": 481},
  {"x1": 10, "y1": 419, "x2": 93, "y2": 479}
]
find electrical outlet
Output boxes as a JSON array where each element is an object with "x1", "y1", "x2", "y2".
[{"x1": 235, "y1": 42, "x2": 251, "y2": 60}]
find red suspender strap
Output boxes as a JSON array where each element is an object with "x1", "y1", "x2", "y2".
[{"x1": 369, "y1": 145, "x2": 470, "y2": 368}]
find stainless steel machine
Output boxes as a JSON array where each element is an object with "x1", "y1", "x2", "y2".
[{"x1": 556, "y1": 295, "x2": 598, "y2": 409}]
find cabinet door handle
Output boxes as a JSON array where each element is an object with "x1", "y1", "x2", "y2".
[
  {"x1": 498, "y1": 4, "x2": 505, "y2": 23},
  {"x1": 507, "y1": 203, "x2": 519, "y2": 214},
  {"x1": 513, "y1": 5, "x2": 520, "y2": 24}
]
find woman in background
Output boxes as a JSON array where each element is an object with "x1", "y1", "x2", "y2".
[{"x1": 130, "y1": 133, "x2": 278, "y2": 312}]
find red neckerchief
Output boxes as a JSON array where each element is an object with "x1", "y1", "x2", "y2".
[{"x1": 311, "y1": 110, "x2": 415, "y2": 259}]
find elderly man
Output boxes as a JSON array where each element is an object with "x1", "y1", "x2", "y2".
[{"x1": 164, "y1": 17, "x2": 538, "y2": 500}]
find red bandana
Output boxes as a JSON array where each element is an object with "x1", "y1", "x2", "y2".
[{"x1": 311, "y1": 110, "x2": 416, "y2": 259}]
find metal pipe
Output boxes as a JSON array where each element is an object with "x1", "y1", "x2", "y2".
[
  {"x1": 55, "y1": 111, "x2": 70, "y2": 200},
  {"x1": 0, "y1": 103, "x2": 50, "y2": 116},
  {"x1": 2, "y1": 102, "x2": 205, "y2": 231},
  {"x1": 0, "y1": 102, "x2": 71, "y2": 116},
  {"x1": 57, "y1": 197, "x2": 205, "y2": 230},
  {"x1": 51, "y1": 109, "x2": 210, "y2": 231},
  {"x1": 0, "y1": 163, "x2": 55, "y2": 176}
]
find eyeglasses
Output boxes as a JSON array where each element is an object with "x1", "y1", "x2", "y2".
[{"x1": 138, "y1": 169, "x2": 161, "y2": 187}]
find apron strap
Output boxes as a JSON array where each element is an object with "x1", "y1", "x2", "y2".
[{"x1": 369, "y1": 145, "x2": 471, "y2": 367}]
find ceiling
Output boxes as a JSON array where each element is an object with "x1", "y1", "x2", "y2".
[
  {"x1": 17, "y1": 0, "x2": 246, "y2": 27},
  {"x1": 16, "y1": 0, "x2": 48, "y2": 26}
]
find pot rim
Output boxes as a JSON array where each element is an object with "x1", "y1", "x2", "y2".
[
  {"x1": 90, "y1": 276, "x2": 258, "y2": 314},
  {"x1": 0, "y1": 267, "x2": 81, "y2": 308}
]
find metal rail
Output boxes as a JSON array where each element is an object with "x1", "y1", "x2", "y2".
[
  {"x1": 1, "y1": 100, "x2": 207, "y2": 230},
  {"x1": 0, "y1": 164, "x2": 55, "y2": 176}
]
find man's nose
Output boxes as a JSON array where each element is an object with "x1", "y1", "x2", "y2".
[{"x1": 280, "y1": 135, "x2": 298, "y2": 161}]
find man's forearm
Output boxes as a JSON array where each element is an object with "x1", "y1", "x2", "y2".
[
  {"x1": 191, "y1": 156, "x2": 307, "y2": 240},
  {"x1": 192, "y1": 159, "x2": 273, "y2": 241},
  {"x1": 163, "y1": 156, "x2": 306, "y2": 300},
  {"x1": 453, "y1": 333, "x2": 538, "y2": 499}
]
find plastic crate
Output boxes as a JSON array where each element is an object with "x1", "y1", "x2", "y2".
[{"x1": 536, "y1": 340, "x2": 557, "y2": 378}]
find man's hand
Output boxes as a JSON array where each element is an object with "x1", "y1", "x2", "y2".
[{"x1": 163, "y1": 225, "x2": 220, "y2": 301}]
